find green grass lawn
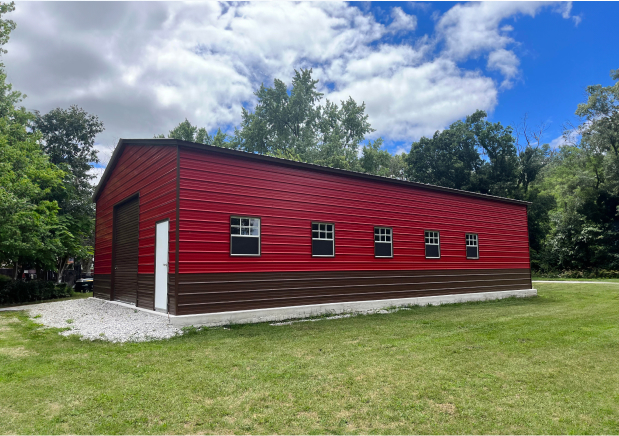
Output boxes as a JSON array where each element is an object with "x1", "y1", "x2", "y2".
[
  {"x1": 532, "y1": 277, "x2": 619, "y2": 283},
  {"x1": 1, "y1": 283, "x2": 618, "y2": 435},
  {"x1": 0, "y1": 291, "x2": 93, "y2": 309}
]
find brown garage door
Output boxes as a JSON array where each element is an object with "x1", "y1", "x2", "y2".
[{"x1": 112, "y1": 196, "x2": 139, "y2": 304}]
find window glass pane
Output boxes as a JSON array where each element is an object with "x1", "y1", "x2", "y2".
[
  {"x1": 375, "y1": 242, "x2": 392, "y2": 257},
  {"x1": 313, "y1": 231, "x2": 319, "y2": 238},
  {"x1": 320, "y1": 231, "x2": 326, "y2": 239},
  {"x1": 250, "y1": 227, "x2": 260, "y2": 236},
  {"x1": 231, "y1": 217, "x2": 240, "y2": 226},
  {"x1": 426, "y1": 244, "x2": 440, "y2": 258},
  {"x1": 326, "y1": 224, "x2": 333, "y2": 232},
  {"x1": 241, "y1": 218, "x2": 249, "y2": 226},
  {"x1": 319, "y1": 224, "x2": 325, "y2": 231},
  {"x1": 231, "y1": 235, "x2": 259, "y2": 255},
  {"x1": 312, "y1": 223, "x2": 318, "y2": 231},
  {"x1": 327, "y1": 232, "x2": 333, "y2": 239},
  {"x1": 250, "y1": 218, "x2": 260, "y2": 227},
  {"x1": 241, "y1": 227, "x2": 250, "y2": 235},
  {"x1": 231, "y1": 226, "x2": 240, "y2": 235}
]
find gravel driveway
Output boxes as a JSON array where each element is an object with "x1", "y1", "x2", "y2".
[{"x1": 22, "y1": 298, "x2": 182, "y2": 342}]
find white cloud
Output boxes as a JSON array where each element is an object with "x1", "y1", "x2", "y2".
[
  {"x1": 549, "y1": 128, "x2": 581, "y2": 149},
  {"x1": 435, "y1": 1, "x2": 581, "y2": 90},
  {"x1": 388, "y1": 7, "x2": 417, "y2": 33},
  {"x1": 487, "y1": 49, "x2": 520, "y2": 89},
  {"x1": 329, "y1": 57, "x2": 497, "y2": 140},
  {"x1": 3, "y1": 1, "x2": 582, "y2": 159},
  {"x1": 394, "y1": 145, "x2": 409, "y2": 156},
  {"x1": 436, "y1": 2, "x2": 544, "y2": 61},
  {"x1": 549, "y1": 135, "x2": 563, "y2": 149}
]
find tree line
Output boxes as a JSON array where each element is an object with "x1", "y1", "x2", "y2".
[{"x1": 160, "y1": 68, "x2": 619, "y2": 274}]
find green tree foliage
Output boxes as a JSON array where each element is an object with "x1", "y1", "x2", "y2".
[
  {"x1": 360, "y1": 139, "x2": 406, "y2": 179},
  {"x1": 33, "y1": 105, "x2": 104, "y2": 281},
  {"x1": 34, "y1": 106, "x2": 103, "y2": 183},
  {"x1": 0, "y1": 2, "x2": 14, "y2": 56},
  {"x1": 405, "y1": 113, "x2": 483, "y2": 190},
  {"x1": 158, "y1": 118, "x2": 232, "y2": 148},
  {"x1": 0, "y1": 127, "x2": 65, "y2": 278},
  {"x1": 0, "y1": 2, "x2": 65, "y2": 277},
  {"x1": 162, "y1": 70, "x2": 401, "y2": 176},
  {"x1": 531, "y1": 70, "x2": 619, "y2": 271},
  {"x1": 235, "y1": 68, "x2": 401, "y2": 173},
  {"x1": 405, "y1": 110, "x2": 522, "y2": 197},
  {"x1": 575, "y1": 69, "x2": 619, "y2": 158}
]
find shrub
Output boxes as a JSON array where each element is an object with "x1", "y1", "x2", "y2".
[
  {"x1": 0, "y1": 280, "x2": 73, "y2": 306},
  {"x1": 533, "y1": 269, "x2": 619, "y2": 279}
]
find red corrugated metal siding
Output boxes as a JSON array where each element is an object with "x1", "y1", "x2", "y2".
[
  {"x1": 178, "y1": 147, "x2": 530, "y2": 274},
  {"x1": 95, "y1": 145, "x2": 178, "y2": 299}
]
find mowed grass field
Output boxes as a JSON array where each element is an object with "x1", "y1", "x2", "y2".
[{"x1": 1, "y1": 283, "x2": 618, "y2": 434}]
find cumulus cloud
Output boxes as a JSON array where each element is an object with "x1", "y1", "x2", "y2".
[
  {"x1": 435, "y1": 1, "x2": 581, "y2": 89},
  {"x1": 487, "y1": 49, "x2": 520, "y2": 89},
  {"x1": 3, "y1": 1, "x2": 582, "y2": 159},
  {"x1": 435, "y1": 2, "x2": 542, "y2": 61},
  {"x1": 388, "y1": 7, "x2": 417, "y2": 33}
]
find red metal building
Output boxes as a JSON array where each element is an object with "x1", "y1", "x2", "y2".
[{"x1": 93, "y1": 139, "x2": 533, "y2": 318}]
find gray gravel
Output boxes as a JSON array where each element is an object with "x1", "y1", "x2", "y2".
[{"x1": 26, "y1": 298, "x2": 182, "y2": 342}]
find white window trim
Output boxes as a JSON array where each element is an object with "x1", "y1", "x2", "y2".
[
  {"x1": 312, "y1": 222, "x2": 335, "y2": 257},
  {"x1": 424, "y1": 230, "x2": 441, "y2": 259},
  {"x1": 230, "y1": 216, "x2": 261, "y2": 257},
  {"x1": 374, "y1": 226, "x2": 393, "y2": 258},
  {"x1": 466, "y1": 233, "x2": 479, "y2": 259}
]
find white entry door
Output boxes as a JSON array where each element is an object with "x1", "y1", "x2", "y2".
[{"x1": 154, "y1": 220, "x2": 169, "y2": 312}]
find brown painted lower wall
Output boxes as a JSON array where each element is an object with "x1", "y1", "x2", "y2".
[
  {"x1": 168, "y1": 274, "x2": 177, "y2": 316},
  {"x1": 93, "y1": 274, "x2": 111, "y2": 300},
  {"x1": 175, "y1": 268, "x2": 532, "y2": 316},
  {"x1": 94, "y1": 273, "x2": 176, "y2": 315},
  {"x1": 137, "y1": 274, "x2": 154, "y2": 310}
]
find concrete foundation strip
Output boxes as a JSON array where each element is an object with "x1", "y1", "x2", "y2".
[{"x1": 103, "y1": 288, "x2": 538, "y2": 327}]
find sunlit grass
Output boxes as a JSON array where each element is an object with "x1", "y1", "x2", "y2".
[
  {"x1": 1, "y1": 283, "x2": 618, "y2": 434},
  {"x1": 533, "y1": 277, "x2": 619, "y2": 283}
]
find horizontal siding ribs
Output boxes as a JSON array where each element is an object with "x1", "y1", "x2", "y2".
[
  {"x1": 177, "y1": 147, "x2": 530, "y2": 275},
  {"x1": 174, "y1": 268, "x2": 531, "y2": 315}
]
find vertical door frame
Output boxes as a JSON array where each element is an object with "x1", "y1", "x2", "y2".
[
  {"x1": 154, "y1": 218, "x2": 170, "y2": 312},
  {"x1": 111, "y1": 193, "x2": 140, "y2": 304}
]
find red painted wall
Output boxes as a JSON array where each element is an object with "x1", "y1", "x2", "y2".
[
  {"x1": 178, "y1": 146, "x2": 530, "y2": 274},
  {"x1": 95, "y1": 145, "x2": 177, "y2": 276}
]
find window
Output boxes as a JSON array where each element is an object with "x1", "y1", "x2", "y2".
[
  {"x1": 312, "y1": 222, "x2": 334, "y2": 257},
  {"x1": 424, "y1": 230, "x2": 440, "y2": 258},
  {"x1": 466, "y1": 233, "x2": 479, "y2": 259},
  {"x1": 230, "y1": 216, "x2": 260, "y2": 256},
  {"x1": 374, "y1": 227, "x2": 393, "y2": 258}
]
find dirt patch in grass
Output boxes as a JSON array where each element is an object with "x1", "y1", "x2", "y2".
[
  {"x1": 0, "y1": 346, "x2": 36, "y2": 358},
  {"x1": 0, "y1": 317, "x2": 20, "y2": 325},
  {"x1": 432, "y1": 401, "x2": 457, "y2": 415}
]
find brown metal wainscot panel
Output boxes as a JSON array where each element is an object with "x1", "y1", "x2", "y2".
[{"x1": 175, "y1": 268, "x2": 531, "y2": 315}]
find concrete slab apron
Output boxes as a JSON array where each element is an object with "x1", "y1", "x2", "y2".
[{"x1": 101, "y1": 288, "x2": 537, "y2": 327}]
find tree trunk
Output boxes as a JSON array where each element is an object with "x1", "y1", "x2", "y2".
[
  {"x1": 56, "y1": 256, "x2": 69, "y2": 284},
  {"x1": 13, "y1": 260, "x2": 19, "y2": 281}
]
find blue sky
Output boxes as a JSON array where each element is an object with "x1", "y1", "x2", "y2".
[
  {"x1": 3, "y1": 2, "x2": 618, "y2": 179},
  {"x1": 360, "y1": 1, "x2": 618, "y2": 152}
]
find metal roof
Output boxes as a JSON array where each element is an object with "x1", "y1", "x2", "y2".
[{"x1": 93, "y1": 138, "x2": 530, "y2": 206}]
